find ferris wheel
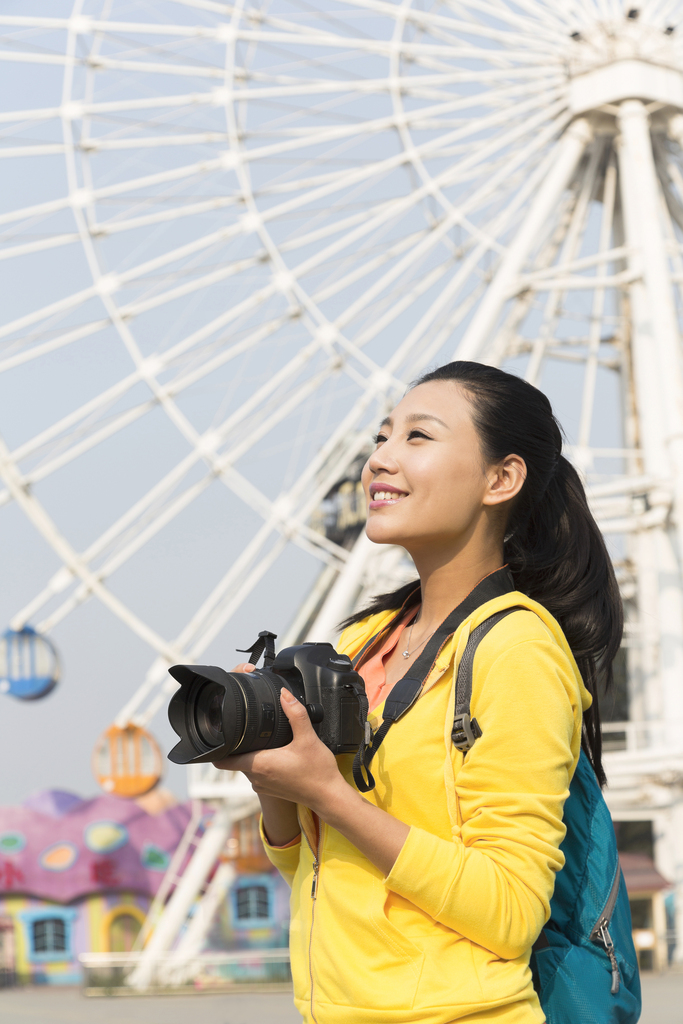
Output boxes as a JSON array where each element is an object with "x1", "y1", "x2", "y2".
[
  {"x1": 3, "y1": 0, "x2": 683, "y2": 980},
  {"x1": 0, "y1": 0, "x2": 595, "y2": 727}
]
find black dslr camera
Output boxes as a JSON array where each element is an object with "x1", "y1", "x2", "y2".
[{"x1": 167, "y1": 632, "x2": 367, "y2": 764}]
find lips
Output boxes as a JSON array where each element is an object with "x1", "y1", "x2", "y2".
[{"x1": 369, "y1": 483, "x2": 408, "y2": 508}]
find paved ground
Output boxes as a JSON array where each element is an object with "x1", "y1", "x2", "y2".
[
  {"x1": 640, "y1": 972, "x2": 683, "y2": 1022},
  {"x1": 0, "y1": 974, "x2": 680, "y2": 1022},
  {"x1": 0, "y1": 987, "x2": 301, "y2": 1023}
]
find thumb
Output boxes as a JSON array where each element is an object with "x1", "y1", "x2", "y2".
[{"x1": 280, "y1": 688, "x2": 313, "y2": 736}]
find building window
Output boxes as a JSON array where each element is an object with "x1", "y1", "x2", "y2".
[
  {"x1": 236, "y1": 885, "x2": 270, "y2": 920},
  {"x1": 32, "y1": 918, "x2": 66, "y2": 955},
  {"x1": 614, "y1": 820, "x2": 654, "y2": 859},
  {"x1": 19, "y1": 908, "x2": 77, "y2": 962},
  {"x1": 232, "y1": 876, "x2": 275, "y2": 928}
]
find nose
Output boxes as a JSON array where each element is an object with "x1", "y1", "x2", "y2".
[{"x1": 366, "y1": 441, "x2": 398, "y2": 477}]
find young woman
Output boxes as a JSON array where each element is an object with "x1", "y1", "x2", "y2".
[{"x1": 216, "y1": 361, "x2": 622, "y2": 1024}]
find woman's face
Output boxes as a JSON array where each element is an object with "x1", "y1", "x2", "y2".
[{"x1": 361, "y1": 381, "x2": 518, "y2": 554}]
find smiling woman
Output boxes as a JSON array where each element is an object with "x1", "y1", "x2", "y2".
[{"x1": 217, "y1": 360, "x2": 627, "y2": 1024}]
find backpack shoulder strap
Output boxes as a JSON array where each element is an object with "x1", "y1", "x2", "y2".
[{"x1": 452, "y1": 606, "x2": 527, "y2": 752}]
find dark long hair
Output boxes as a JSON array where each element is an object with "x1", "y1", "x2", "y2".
[{"x1": 345, "y1": 361, "x2": 622, "y2": 786}]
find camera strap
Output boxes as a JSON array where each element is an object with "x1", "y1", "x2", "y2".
[
  {"x1": 352, "y1": 567, "x2": 515, "y2": 793},
  {"x1": 236, "y1": 630, "x2": 277, "y2": 669}
]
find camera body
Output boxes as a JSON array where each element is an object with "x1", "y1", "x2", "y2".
[{"x1": 167, "y1": 642, "x2": 367, "y2": 764}]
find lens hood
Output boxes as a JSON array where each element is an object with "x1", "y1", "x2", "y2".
[{"x1": 167, "y1": 664, "x2": 247, "y2": 764}]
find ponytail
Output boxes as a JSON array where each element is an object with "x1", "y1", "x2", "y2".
[{"x1": 344, "y1": 361, "x2": 622, "y2": 786}]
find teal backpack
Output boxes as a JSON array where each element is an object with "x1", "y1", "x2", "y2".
[{"x1": 454, "y1": 610, "x2": 642, "y2": 1024}]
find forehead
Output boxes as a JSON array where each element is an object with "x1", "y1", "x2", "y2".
[{"x1": 385, "y1": 379, "x2": 474, "y2": 427}]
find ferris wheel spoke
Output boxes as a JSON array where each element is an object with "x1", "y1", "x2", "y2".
[
  {"x1": 262, "y1": 3, "x2": 565, "y2": 52},
  {"x1": 7, "y1": 299, "x2": 307, "y2": 476},
  {"x1": 56, "y1": 80, "x2": 560, "y2": 242},
  {"x1": 437, "y1": 0, "x2": 572, "y2": 38},
  {"x1": 91, "y1": 195, "x2": 243, "y2": 236},
  {"x1": 38, "y1": 372, "x2": 370, "y2": 643},
  {"x1": 522, "y1": 139, "x2": 605, "y2": 385},
  {"x1": 0, "y1": 51, "x2": 74, "y2": 69},
  {"x1": 401, "y1": 15, "x2": 563, "y2": 54},
  {"x1": 454, "y1": 0, "x2": 574, "y2": 33},
  {"x1": 296, "y1": 105, "x2": 569, "y2": 336},
  {"x1": 309, "y1": 224, "x2": 437, "y2": 305},
  {"x1": 648, "y1": 0, "x2": 682, "y2": 23},
  {"x1": 80, "y1": 78, "x2": 559, "y2": 159},
  {"x1": 166, "y1": 0, "x2": 233, "y2": 13},
  {"x1": 0, "y1": 159, "x2": 231, "y2": 230},
  {"x1": 19, "y1": 402, "x2": 159, "y2": 491},
  {"x1": 0, "y1": 105, "x2": 62, "y2": 125},
  {"x1": 42, "y1": 102, "x2": 562, "y2": 316},
  {"x1": 238, "y1": 33, "x2": 554, "y2": 68},
  {"x1": 0, "y1": 318, "x2": 111, "y2": 376},
  {"x1": 23, "y1": 363, "x2": 354, "y2": 632},
  {"x1": 1, "y1": 434, "x2": 182, "y2": 658},
  {"x1": 0, "y1": 117, "x2": 565, "y2": 432},
  {"x1": 577, "y1": 154, "x2": 619, "y2": 453},
  {"x1": 0, "y1": 233, "x2": 80, "y2": 261},
  {"x1": 244, "y1": 63, "x2": 568, "y2": 89},
  {"x1": 253, "y1": 96, "x2": 567, "y2": 272},
  {"x1": 0, "y1": 194, "x2": 80, "y2": 229},
  {"x1": 8, "y1": 323, "x2": 365, "y2": 567},
  {"x1": 15, "y1": 361, "x2": 288, "y2": 608},
  {"x1": 0, "y1": 143, "x2": 65, "y2": 159},
  {"x1": 0, "y1": 283, "x2": 104, "y2": 343},
  {"x1": 237, "y1": 76, "x2": 558, "y2": 139}
]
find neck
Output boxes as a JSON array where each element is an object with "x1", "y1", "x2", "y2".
[{"x1": 410, "y1": 542, "x2": 504, "y2": 629}]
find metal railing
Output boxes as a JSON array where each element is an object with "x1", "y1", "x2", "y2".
[
  {"x1": 602, "y1": 720, "x2": 668, "y2": 753},
  {"x1": 79, "y1": 948, "x2": 291, "y2": 996}
]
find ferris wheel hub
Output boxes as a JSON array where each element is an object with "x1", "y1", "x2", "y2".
[{"x1": 567, "y1": 19, "x2": 683, "y2": 116}]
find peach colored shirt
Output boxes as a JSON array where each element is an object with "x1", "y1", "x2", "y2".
[
  {"x1": 265, "y1": 611, "x2": 416, "y2": 850},
  {"x1": 356, "y1": 610, "x2": 416, "y2": 711}
]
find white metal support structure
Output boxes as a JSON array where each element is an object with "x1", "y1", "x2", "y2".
[{"x1": 5, "y1": 0, "x2": 683, "y2": 979}]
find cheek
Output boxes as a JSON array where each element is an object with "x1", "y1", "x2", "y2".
[
  {"x1": 413, "y1": 461, "x2": 482, "y2": 521},
  {"x1": 360, "y1": 460, "x2": 373, "y2": 498}
]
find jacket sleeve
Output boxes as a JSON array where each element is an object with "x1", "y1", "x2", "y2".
[
  {"x1": 259, "y1": 815, "x2": 302, "y2": 888},
  {"x1": 384, "y1": 638, "x2": 580, "y2": 960}
]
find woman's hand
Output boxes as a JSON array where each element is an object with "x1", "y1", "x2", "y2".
[
  {"x1": 213, "y1": 663, "x2": 410, "y2": 874},
  {"x1": 213, "y1": 677, "x2": 347, "y2": 816}
]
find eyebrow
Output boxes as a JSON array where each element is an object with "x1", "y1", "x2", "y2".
[{"x1": 378, "y1": 412, "x2": 450, "y2": 430}]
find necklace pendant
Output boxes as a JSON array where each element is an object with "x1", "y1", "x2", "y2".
[{"x1": 402, "y1": 650, "x2": 410, "y2": 659}]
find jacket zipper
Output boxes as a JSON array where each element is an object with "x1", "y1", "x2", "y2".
[
  {"x1": 303, "y1": 820, "x2": 321, "y2": 1023},
  {"x1": 589, "y1": 865, "x2": 622, "y2": 994}
]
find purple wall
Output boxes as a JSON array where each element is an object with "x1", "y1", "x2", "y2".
[{"x1": 0, "y1": 790, "x2": 192, "y2": 901}]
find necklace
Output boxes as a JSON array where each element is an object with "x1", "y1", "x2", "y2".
[{"x1": 401, "y1": 618, "x2": 437, "y2": 659}]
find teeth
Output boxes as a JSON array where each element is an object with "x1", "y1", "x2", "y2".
[{"x1": 374, "y1": 491, "x2": 403, "y2": 501}]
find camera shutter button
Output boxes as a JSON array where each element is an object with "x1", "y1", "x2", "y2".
[{"x1": 305, "y1": 703, "x2": 325, "y2": 724}]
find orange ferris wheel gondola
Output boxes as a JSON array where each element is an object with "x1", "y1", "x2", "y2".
[{"x1": 92, "y1": 723, "x2": 163, "y2": 798}]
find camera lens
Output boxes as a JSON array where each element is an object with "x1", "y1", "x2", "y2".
[
  {"x1": 195, "y1": 682, "x2": 225, "y2": 746},
  {"x1": 167, "y1": 664, "x2": 299, "y2": 764}
]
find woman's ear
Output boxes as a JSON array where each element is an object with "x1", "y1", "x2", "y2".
[{"x1": 482, "y1": 454, "x2": 526, "y2": 507}]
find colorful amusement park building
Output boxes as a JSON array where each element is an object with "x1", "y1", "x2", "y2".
[{"x1": 0, "y1": 788, "x2": 289, "y2": 985}]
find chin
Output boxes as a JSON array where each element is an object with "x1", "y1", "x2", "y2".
[{"x1": 364, "y1": 520, "x2": 404, "y2": 546}]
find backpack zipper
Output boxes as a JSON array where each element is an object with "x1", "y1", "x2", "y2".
[{"x1": 589, "y1": 865, "x2": 622, "y2": 994}]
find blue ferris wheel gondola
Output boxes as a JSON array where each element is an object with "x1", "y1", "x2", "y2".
[{"x1": 0, "y1": 626, "x2": 60, "y2": 700}]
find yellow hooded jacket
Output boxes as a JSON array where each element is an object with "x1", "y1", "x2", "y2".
[{"x1": 261, "y1": 590, "x2": 592, "y2": 1024}]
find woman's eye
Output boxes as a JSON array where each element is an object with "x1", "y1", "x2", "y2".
[
  {"x1": 373, "y1": 433, "x2": 388, "y2": 444},
  {"x1": 408, "y1": 429, "x2": 430, "y2": 440}
]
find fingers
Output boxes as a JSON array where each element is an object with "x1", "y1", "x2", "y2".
[
  {"x1": 231, "y1": 662, "x2": 256, "y2": 672},
  {"x1": 212, "y1": 752, "x2": 255, "y2": 772},
  {"x1": 279, "y1": 688, "x2": 313, "y2": 737}
]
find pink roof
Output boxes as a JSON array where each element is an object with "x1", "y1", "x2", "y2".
[
  {"x1": 0, "y1": 790, "x2": 192, "y2": 902},
  {"x1": 619, "y1": 852, "x2": 671, "y2": 893}
]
